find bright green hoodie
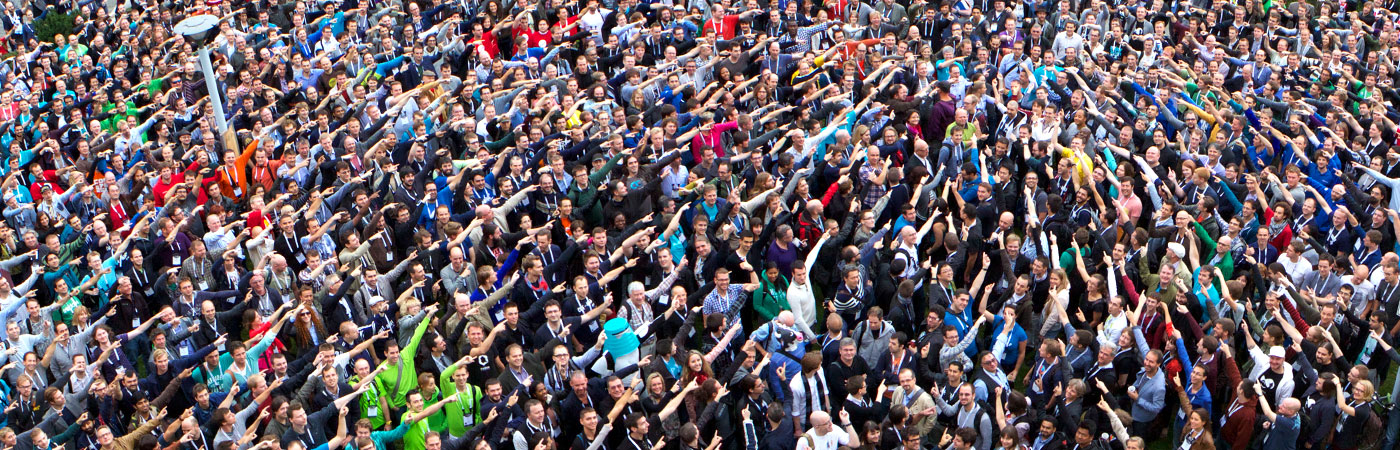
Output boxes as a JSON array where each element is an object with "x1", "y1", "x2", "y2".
[
  {"x1": 375, "y1": 317, "x2": 432, "y2": 408},
  {"x1": 439, "y1": 362, "x2": 485, "y2": 437}
]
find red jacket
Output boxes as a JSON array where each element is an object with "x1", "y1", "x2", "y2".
[{"x1": 1219, "y1": 397, "x2": 1257, "y2": 450}]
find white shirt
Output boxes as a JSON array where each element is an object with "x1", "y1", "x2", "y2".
[
  {"x1": 1279, "y1": 256, "x2": 1312, "y2": 284},
  {"x1": 1096, "y1": 312, "x2": 1129, "y2": 348},
  {"x1": 579, "y1": 10, "x2": 610, "y2": 44},
  {"x1": 1347, "y1": 277, "x2": 1377, "y2": 309},
  {"x1": 787, "y1": 282, "x2": 817, "y2": 339},
  {"x1": 795, "y1": 425, "x2": 850, "y2": 450},
  {"x1": 788, "y1": 370, "x2": 830, "y2": 423}
]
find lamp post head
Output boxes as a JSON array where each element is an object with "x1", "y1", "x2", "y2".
[{"x1": 173, "y1": 15, "x2": 220, "y2": 47}]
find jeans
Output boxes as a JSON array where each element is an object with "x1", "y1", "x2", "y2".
[{"x1": 1383, "y1": 392, "x2": 1394, "y2": 448}]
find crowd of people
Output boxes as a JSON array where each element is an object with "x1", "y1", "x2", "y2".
[{"x1": 1, "y1": 0, "x2": 1400, "y2": 448}]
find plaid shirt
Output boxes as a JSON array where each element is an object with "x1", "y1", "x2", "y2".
[{"x1": 859, "y1": 163, "x2": 886, "y2": 208}]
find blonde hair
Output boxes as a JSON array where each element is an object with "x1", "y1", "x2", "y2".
[
  {"x1": 1050, "y1": 269, "x2": 1070, "y2": 290},
  {"x1": 1355, "y1": 379, "x2": 1376, "y2": 401}
]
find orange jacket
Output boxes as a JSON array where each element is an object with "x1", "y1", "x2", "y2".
[{"x1": 216, "y1": 139, "x2": 258, "y2": 199}]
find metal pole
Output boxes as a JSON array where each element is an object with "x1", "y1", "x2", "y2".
[{"x1": 198, "y1": 46, "x2": 228, "y2": 134}]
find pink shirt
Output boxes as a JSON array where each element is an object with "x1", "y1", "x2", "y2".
[
  {"x1": 1120, "y1": 192, "x2": 1143, "y2": 224},
  {"x1": 690, "y1": 121, "x2": 738, "y2": 161}
]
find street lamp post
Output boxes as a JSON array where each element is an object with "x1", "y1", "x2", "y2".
[{"x1": 172, "y1": 15, "x2": 228, "y2": 134}]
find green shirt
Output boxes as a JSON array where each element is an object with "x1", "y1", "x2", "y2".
[
  {"x1": 403, "y1": 419, "x2": 430, "y2": 450},
  {"x1": 56, "y1": 295, "x2": 81, "y2": 325},
  {"x1": 375, "y1": 318, "x2": 432, "y2": 408},
  {"x1": 439, "y1": 364, "x2": 484, "y2": 437},
  {"x1": 99, "y1": 101, "x2": 137, "y2": 133},
  {"x1": 145, "y1": 78, "x2": 166, "y2": 98},
  {"x1": 421, "y1": 390, "x2": 447, "y2": 432},
  {"x1": 352, "y1": 375, "x2": 390, "y2": 429}
]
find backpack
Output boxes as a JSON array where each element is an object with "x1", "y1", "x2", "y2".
[
  {"x1": 1296, "y1": 407, "x2": 1315, "y2": 449},
  {"x1": 973, "y1": 401, "x2": 1003, "y2": 443},
  {"x1": 1359, "y1": 403, "x2": 1389, "y2": 450}
]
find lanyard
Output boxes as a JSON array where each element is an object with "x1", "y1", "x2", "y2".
[
  {"x1": 1315, "y1": 273, "x2": 1331, "y2": 291},
  {"x1": 285, "y1": 232, "x2": 301, "y2": 252},
  {"x1": 1034, "y1": 357, "x2": 1056, "y2": 381},
  {"x1": 1223, "y1": 400, "x2": 1243, "y2": 426},
  {"x1": 949, "y1": 310, "x2": 968, "y2": 329}
]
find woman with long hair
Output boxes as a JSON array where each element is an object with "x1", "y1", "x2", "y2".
[
  {"x1": 689, "y1": 378, "x2": 724, "y2": 439},
  {"x1": 1040, "y1": 269, "x2": 1072, "y2": 338},
  {"x1": 851, "y1": 421, "x2": 882, "y2": 450},
  {"x1": 243, "y1": 308, "x2": 288, "y2": 370},
  {"x1": 285, "y1": 306, "x2": 327, "y2": 354},
  {"x1": 1177, "y1": 407, "x2": 1216, "y2": 450},
  {"x1": 639, "y1": 373, "x2": 672, "y2": 415},
  {"x1": 679, "y1": 350, "x2": 713, "y2": 386},
  {"x1": 993, "y1": 428, "x2": 1028, "y2": 450}
]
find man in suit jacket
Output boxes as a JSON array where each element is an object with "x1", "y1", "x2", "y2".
[
  {"x1": 905, "y1": 139, "x2": 934, "y2": 176},
  {"x1": 557, "y1": 363, "x2": 641, "y2": 441},
  {"x1": 239, "y1": 271, "x2": 286, "y2": 318},
  {"x1": 1127, "y1": 350, "x2": 1166, "y2": 437},
  {"x1": 1298, "y1": 257, "x2": 1344, "y2": 298},
  {"x1": 193, "y1": 295, "x2": 251, "y2": 350},
  {"x1": 1247, "y1": 229, "x2": 1279, "y2": 267},
  {"x1": 685, "y1": 237, "x2": 726, "y2": 292},
  {"x1": 318, "y1": 268, "x2": 364, "y2": 331},
  {"x1": 1023, "y1": 340, "x2": 1066, "y2": 408},
  {"x1": 495, "y1": 336, "x2": 565, "y2": 394},
  {"x1": 349, "y1": 259, "x2": 411, "y2": 318},
  {"x1": 1083, "y1": 345, "x2": 1118, "y2": 407},
  {"x1": 873, "y1": 0, "x2": 908, "y2": 24}
]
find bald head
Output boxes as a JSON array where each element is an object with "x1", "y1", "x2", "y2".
[{"x1": 776, "y1": 311, "x2": 795, "y2": 327}]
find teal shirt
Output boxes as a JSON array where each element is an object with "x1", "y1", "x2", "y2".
[{"x1": 343, "y1": 422, "x2": 410, "y2": 450}]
